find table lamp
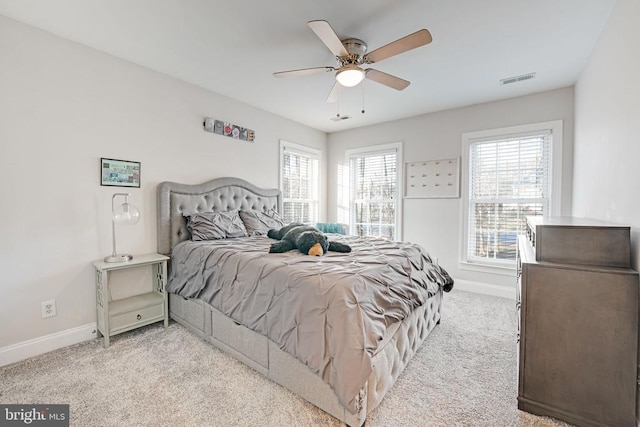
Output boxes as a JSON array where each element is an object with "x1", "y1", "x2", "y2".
[{"x1": 104, "y1": 193, "x2": 141, "y2": 263}]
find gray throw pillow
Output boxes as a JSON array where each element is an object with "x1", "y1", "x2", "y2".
[
  {"x1": 186, "y1": 210, "x2": 248, "y2": 241},
  {"x1": 239, "y1": 210, "x2": 285, "y2": 236}
]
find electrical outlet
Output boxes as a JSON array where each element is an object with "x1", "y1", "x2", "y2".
[{"x1": 41, "y1": 300, "x2": 56, "y2": 318}]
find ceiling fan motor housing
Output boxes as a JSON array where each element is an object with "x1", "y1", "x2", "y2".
[{"x1": 339, "y1": 38, "x2": 367, "y2": 65}]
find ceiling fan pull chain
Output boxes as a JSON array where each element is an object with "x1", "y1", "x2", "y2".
[{"x1": 361, "y1": 82, "x2": 366, "y2": 114}]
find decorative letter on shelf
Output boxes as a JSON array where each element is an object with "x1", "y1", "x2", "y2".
[{"x1": 405, "y1": 157, "x2": 460, "y2": 198}]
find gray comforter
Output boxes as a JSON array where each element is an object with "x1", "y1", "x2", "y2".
[{"x1": 167, "y1": 235, "x2": 453, "y2": 413}]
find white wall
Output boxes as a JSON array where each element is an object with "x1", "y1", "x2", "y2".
[
  {"x1": 0, "y1": 16, "x2": 326, "y2": 349},
  {"x1": 573, "y1": 0, "x2": 640, "y2": 270},
  {"x1": 327, "y1": 88, "x2": 574, "y2": 291}
]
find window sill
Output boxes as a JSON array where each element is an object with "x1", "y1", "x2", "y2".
[{"x1": 458, "y1": 261, "x2": 516, "y2": 277}]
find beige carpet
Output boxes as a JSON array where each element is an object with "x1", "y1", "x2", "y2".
[{"x1": 0, "y1": 290, "x2": 571, "y2": 427}]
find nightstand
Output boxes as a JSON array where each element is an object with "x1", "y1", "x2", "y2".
[{"x1": 92, "y1": 253, "x2": 170, "y2": 347}]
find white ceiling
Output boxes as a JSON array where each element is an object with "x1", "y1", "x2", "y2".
[{"x1": 0, "y1": 0, "x2": 615, "y2": 133}]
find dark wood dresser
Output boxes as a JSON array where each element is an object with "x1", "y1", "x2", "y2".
[{"x1": 516, "y1": 216, "x2": 639, "y2": 427}]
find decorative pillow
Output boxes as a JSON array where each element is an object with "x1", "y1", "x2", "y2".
[
  {"x1": 315, "y1": 223, "x2": 347, "y2": 235},
  {"x1": 186, "y1": 210, "x2": 248, "y2": 241},
  {"x1": 239, "y1": 209, "x2": 285, "y2": 236}
]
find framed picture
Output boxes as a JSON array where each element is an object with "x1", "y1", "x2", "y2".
[{"x1": 100, "y1": 158, "x2": 141, "y2": 188}]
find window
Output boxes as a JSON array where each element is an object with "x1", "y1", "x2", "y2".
[
  {"x1": 279, "y1": 140, "x2": 319, "y2": 224},
  {"x1": 346, "y1": 142, "x2": 403, "y2": 240},
  {"x1": 461, "y1": 121, "x2": 563, "y2": 270}
]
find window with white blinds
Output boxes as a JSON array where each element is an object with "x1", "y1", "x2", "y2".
[
  {"x1": 280, "y1": 141, "x2": 319, "y2": 224},
  {"x1": 347, "y1": 143, "x2": 402, "y2": 240},
  {"x1": 462, "y1": 121, "x2": 562, "y2": 269}
]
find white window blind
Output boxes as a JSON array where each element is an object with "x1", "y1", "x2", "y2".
[
  {"x1": 467, "y1": 131, "x2": 551, "y2": 265},
  {"x1": 348, "y1": 146, "x2": 400, "y2": 240},
  {"x1": 280, "y1": 142, "x2": 319, "y2": 224}
]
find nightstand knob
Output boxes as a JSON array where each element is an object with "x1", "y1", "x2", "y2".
[{"x1": 136, "y1": 314, "x2": 142, "y2": 320}]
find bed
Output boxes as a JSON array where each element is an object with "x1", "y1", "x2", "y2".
[{"x1": 157, "y1": 177, "x2": 453, "y2": 426}]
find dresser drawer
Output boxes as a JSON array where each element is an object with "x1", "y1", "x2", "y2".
[
  {"x1": 526, "y1": 216, "x2": 631, "y2": 267},
  {"x1": 110, "y1": 304, "x2": 164, "y2": 334}
]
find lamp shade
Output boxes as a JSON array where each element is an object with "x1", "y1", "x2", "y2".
[
  {"x1": 113, "y1": 202, "x2": 140, "y2": 225},
  {"x1": 336, "y1": 66, "x2": 365, "y2": 87}
]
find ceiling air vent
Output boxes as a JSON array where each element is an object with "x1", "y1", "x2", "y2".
[
  {"x1": 500, "y1": 72, "x2": 536, "y2": 86},
  {"x1": 330, "y1": 115, "x2": 351, "y2": 121}
]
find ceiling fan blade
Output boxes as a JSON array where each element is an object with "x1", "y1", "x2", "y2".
[
  {"x1": 273, "y1": 66, "x2": 335, "y2": 78},
  {"x1": 326, "y1": 82, "x2": 339, "y2": 103},
  {"x1": 365, "y1": 69, "x2": 410, "y2": 90},
  {"x1": 364, "y1": 29, "x2": 432, "y2": 64},
  {"x1": 308, "y1": 20, "x2": 349, "y2": 57}
]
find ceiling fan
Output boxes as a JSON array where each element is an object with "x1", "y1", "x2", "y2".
[{"x1": 273, "y1": 20, "x2": 433, "y2": 102}]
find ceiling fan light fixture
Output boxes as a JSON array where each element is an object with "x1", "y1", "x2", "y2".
[{"x1": 336, "y1": 67, "x2": 365, "y2": 87}]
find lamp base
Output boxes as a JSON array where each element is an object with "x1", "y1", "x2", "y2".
[{"x1": 104, "y1": 254, "x2": 133, "y2": 263}]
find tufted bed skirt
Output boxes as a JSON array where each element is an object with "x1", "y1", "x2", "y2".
[{"x1": 168, "y1": 287, "x2": 443, "y2": 426}]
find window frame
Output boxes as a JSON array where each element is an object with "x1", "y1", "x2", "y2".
[
  {"x1": 460, "y1": 120, "x2": 563, "y2": 275},
  {"x1": 279, "y1": 140, "x2": 320, "y2": 225},
  {"x1": 345, "y1": 142, "x2": 403, "y2": 240}
]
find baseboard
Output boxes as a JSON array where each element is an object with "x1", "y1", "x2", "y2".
[
  {"x1": 453, "y1": 278, "x2": 516, "y2": 300},
  {"x1": 0, "y1": 323, "x2": 97, "y2": 367}
]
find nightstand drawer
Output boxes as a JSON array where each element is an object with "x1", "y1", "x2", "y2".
[{"x1": 110, "y1": 304, "x2": 164, "y2": 333}]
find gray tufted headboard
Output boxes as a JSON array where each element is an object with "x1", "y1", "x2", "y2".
[{"x1": 157, "y1": 177, "x2": 282, "y2": 255}]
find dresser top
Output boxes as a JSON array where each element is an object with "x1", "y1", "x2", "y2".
[{"x1": 526, "y1": 216, "x2": 630, "y2": 229}]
